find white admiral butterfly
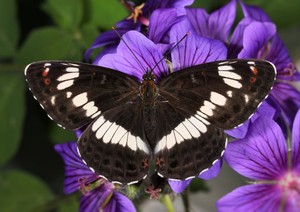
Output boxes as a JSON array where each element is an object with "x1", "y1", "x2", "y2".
[{"x1": 25, "y1": 59, "x2": 276, "y2": 184}]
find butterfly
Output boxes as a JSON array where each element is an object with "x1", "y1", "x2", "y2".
[{"x1": 25, "y1": 59, "x2": 276, "y2": 184}]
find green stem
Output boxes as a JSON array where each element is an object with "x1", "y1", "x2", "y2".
[
  {"x1": 160, "y1": 194, "x2": 175, "y2": 212},
  {"x1": 181, "y1": 189, "x2": 190, "y2": 212}
]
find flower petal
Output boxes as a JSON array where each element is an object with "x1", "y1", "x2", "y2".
[
  {"x1": 239, "y1": 0, "x2": 271, "y2": 22},
  {"x1": 148, "y1": 8, "x2": 184, "y2": 43},
  {"x1": 266, "y1": 35, "x2": 300, "y2": 81},
  {"x1": 97, "y1": 31, "x2": 168, "y2": 81},
  {"x1": 272, "y1": 82, "x2": 300, "y2": 127},
  {"x1": 238, "y1": 21, "x2": 276, "y2": 59},
  {"x1": 170, "y1": 20, "x2": 227, "y2": 70},
  {"x1": 168, "y1": 179, "x2": 192, "y2": 194},
  {"x1": 217, "y1": 184, "x2": 281, "y2": 211},
  {"x1": 198, "y1": 159, "x2": 222, "y2": 180},
  {"x1": 168, "y1": 159, "x2": 222, "y2": 193},
  {"x1": 80, "y1": 186, "x2": 112, "y2": 212},
  {"x1": 186, "y1": 0, "x2": 236, "y2": 42},
  {"x1": 292, "y1": 109, "x2": 300, "y2": 167},
  {"x1": 85, "y1": 20, "x2": 139, "y2": 61},
  {"x1": 225, "y1": 117, "x2": 287, "y2": 180},
  {"x1": 104, "y1": 192, "x2": 136, "y2": 212},
  {"x1": 143, "y1": 0, "x2": 193, "y2": 17},
  {"x1": 55, "y1": 142, "x2": 94, "y2": 194}
]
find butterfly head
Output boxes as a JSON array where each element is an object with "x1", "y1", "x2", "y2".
[{"x1": 140, "y1": 71, "x2": 157, "y2": 104}]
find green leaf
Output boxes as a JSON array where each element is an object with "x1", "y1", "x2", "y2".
[
  {"x1": 88, "y1": 0, "x2": 128, "y2": 29},
  {"x1": 0, "y1": 71, "x2": 24, "y2": 165},
  {"x1": 243, "y1": 0, "x2": 300, "y2": 29},
  {"x1": 0, "y1": 170, "x2": 54, "y2": 212},
  {"x1": 42, "y1": 0, "x2": 83, "y2": 30},
  {"x1": 0, "y1": 0, "x2": 19, "y2": 59},
  {"x1": 189, "y1": 178, "x2": 209, "y2": 193},
  {"x1": 15, "y1": 27, "x2": 83, "y2": 64},
  {"x1": 49, "y1": 122, "x2": 76, "y2": 144},
  {"x1": 57, "y1": 195, "x2": 79, "y2": 212}
]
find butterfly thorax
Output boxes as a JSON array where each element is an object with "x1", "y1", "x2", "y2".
[{"x1": 140, "y1": 71, "x2": 158, "y2": 105}]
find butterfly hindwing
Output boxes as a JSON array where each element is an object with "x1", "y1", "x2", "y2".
[
  {"x1": 25, "y1": 61, "x2": 140, "y2": 129},
  {"x1": 77, "y1": 101, "x2": 151, "y2": 184},
  {"x1": 151, "y1": 102, "x2": 226, "y2": 180},
  {"x1": 158, "y1": 59, "x2": 276, "y2": 129}
]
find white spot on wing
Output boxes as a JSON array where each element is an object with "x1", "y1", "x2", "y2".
[
  {"x1": 227, "y1": 90, "x2": 233, "y2": 97},
  {"x1": 182, "y1": 119, "x2": 200, "y2": 138},
  {"x1": 223, "y1": 78, "x2": 242, "y2": 89},
  {"x1": 92, "y1": 116, "x2": 105, "y2": 132},
  {"x1": 210, "y1": 92, "x2": 226, "y2": 106},
  {"x1": 218, "y1": 71, "x2": 241, "y2": 80},
  {"x1": 50, "y1": 96, "x2": 55, "y2": 105},
  {"x1": 66, "y1": 91, "x2": 72, "y2": 98},
  {"x1": 127, "y1": 134, "x2": 137, "y2": 151},
  {"x1": 57, "y1": 80, "x2": 74, "y2": 90},
  {"x1": 57, "y1": 73, "x2": 79, "y2": 81},
  {"x1": 217, "y1": 65, "x2": 234, "y2": 71},
  {"x1": 83, "y1": 101, "x2": 98, "y2": 117},
  {"x1": 66, "y1": 67, "x2": 79, "y2": 72},
  {"x1": 96, "y1": 121, "x2": 112, "y2": 141},
  {"x1": 103, "y1": 122, "x2": 119, "y2": 143},
  {"x1": 72, "y1": 92, "x2": 88, "y2": 107}
]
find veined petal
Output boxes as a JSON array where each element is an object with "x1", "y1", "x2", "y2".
[
  {"x1": 170, "y1": 20, "x2": 227, "y2": 71},
  {"x1": 225, "y1": 117, "x2": 287, "y2": 180},
  {"x1": 143, "y1": 0, "x2": 193, "y2": 17},
  {"x1": 266, "y1": 35, "x2": 300, "y2": 81},
  {"x1": 168, "y1": 179, "x2": 192, "y2": 194},
  {"x1": 292, "y1": 109, "x2": 300, "y2": 168},
  {"x1": 148, "y1": 8, "x2": 184, "y2": 43},
  {"x1": 238, "y1": 21, "x2": 276, "y2": 59},
  {"x1": 80, "y1": 186, "x2": 112, "y2": 212},
  {"x1": 55, "y1": 142, "x2": 94, "y2": 194},
  {"x1": 217, "y1": 184, "x2": 281, "y2": 211},
  {"x1": 239, "y1": 0, "x2": 271, "y2": 22},
  {"x1": 198, "y1": 159, "x2": 222, "y2": 180},
  {"x1": 272, "y1": 83, "x2": 300, "y2": 127},
  {"x1": 97, "y1": 31, "x2": 168, "y2": 81},
  {"x1": 104, "y1": 192, "x2": 136, "y2": 212},
  {"x1": 186, "y1": 0, "x2": 236, "y2": 42}
]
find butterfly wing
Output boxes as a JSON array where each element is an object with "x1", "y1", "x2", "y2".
[
  {"x1": 158, "y1": 59, "x2": 276, "y2": 129},
  {"x1": 78, "y1": 100, "x2": 151, "y2": 184},
  {"x1": 146, "y1": 101, "x2": 226, "y2": 180},
  {"x1": 153, "y1": 59, "x2": 276, "y2": 180},
  {"x1": 25, "y1": 61, "x2": 140, "y2": 129}
]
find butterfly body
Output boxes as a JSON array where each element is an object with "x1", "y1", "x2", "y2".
[{"x1": 25, "y1": 59, "x2": 276, "y2": 184}]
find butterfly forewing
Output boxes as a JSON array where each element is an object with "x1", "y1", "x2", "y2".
[
  {"x1": 158, "y1": 59, "x2": 276, "y2": 129},
  {"x1": 25, "y1": 61, "x2": 140, "y2": 129}
]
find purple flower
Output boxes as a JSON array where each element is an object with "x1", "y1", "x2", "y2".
[
  {"x1": 85, "y1": 0, "x2": 193, "y2": 61},
  {"x1": 217, "y1": 109, "x2": 300, "y2": 211},
  {"x1": 186, "y1": 0, "x2": 237, "y2": 43},
  {"x1": 228, "y1": 0, "x2": 300, "y2": 130},
  {"x1": 55, "y1": 142, "x2": 136, "y2": 212}
]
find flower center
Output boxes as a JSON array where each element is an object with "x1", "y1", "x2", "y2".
[
  {"x1": 78, "y1": 176, "x2": 111, "y2": 196},
  {"x1": 279, "y1": 171, "x2": 300, "y2": 208}
]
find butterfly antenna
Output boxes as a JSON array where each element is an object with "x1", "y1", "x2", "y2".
[
  {"x1": 112, "y1": 27, "x2": 148, "y2": 73},
  {"x1": 150, "y1": 32, "x2": 190, "y2": 74}
]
